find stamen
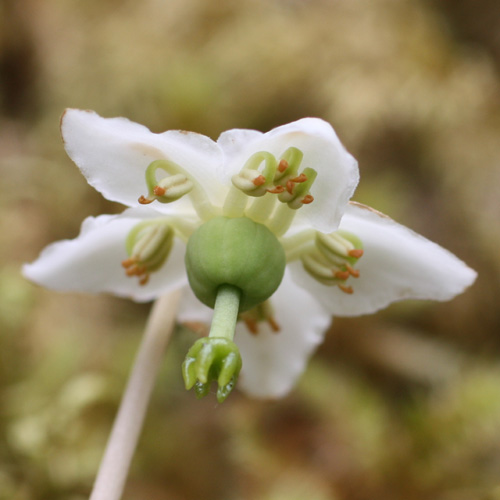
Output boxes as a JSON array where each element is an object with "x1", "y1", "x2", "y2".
[
  {"x1": 153, "y1": 186, "x2": 166, "y2": 196},
  {"x1": 123, "y1": 220, "x2": 175, "y2": 285},
  {"x1": 278, "y1": 159, "x2": 288, "y2": 173},
  {"x1": 231, "y1": 151, "x2": 278, "y2": 198},
  {"x1": 278, "y1": 167, "x2": 317, "y2": 210},
  {"x1": 138, "y1": 195, "x2": 154, "y2": 205},
  {"x1": 349, "y1": 249, "x2": 364, "y2": 259},
  {"x1": 268, "y1": 317, "x2": 280, "y2": 332},
  {"x1": 334, "y1": 270, "x2": 350, "y2": 280},
  {"x1": 345, "y1": 263, "x2": 360, "y2": 277},
  {"x1": 338, "y1": 284, "x2": 354, "y2": 294},
  {"x1": 273, "y1": 147, "x2": 303, "y2": 184},
  {"x1": 253, "y1": 175, "x2": 266, "y2": 186},
  {"x1": 239, "y1": 300, "x2": 280, "y2": 335},
  {"x1": 228, "y1": 146, "x2": 317, "y2": 231},
  {"x1": 139, "y1": 160, "x2": 216, "y2": 221},
  {"x1": 243, "y1": 318, "x2": 258, "y2": 335},
  {"x1": 246, "y1": 192, "x2": 278, "y2": 223},
  {"x1": 290, "y1": 173, "x2": 307, "y2": 183},
  {"x1": 121, "y1": 258, "x2": 135, "y2": 268},
  {"x1": 266, "y1": 203, "x2": 296, "y2": 236},
  {"x1": 299, "y1": 229, "x2": 364, "y2": 293},
  {"x1": 281, "y1": 229, "x2": 316, "y2": 262}
]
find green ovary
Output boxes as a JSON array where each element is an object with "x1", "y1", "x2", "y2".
[{"x1": 184, "y1": 216, "x2": 286, "y2": 312}]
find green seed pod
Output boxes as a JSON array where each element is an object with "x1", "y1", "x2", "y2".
[{"x1": 185, "y1": 216, "x2": 286, "y2": 311}]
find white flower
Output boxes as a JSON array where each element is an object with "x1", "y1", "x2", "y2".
[{"x1": 23, "y1": 109, "x2": 476, "y2": 399}]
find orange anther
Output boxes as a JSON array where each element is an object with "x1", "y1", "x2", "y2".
[
  {"x1": 121, "y1": 258, "x2": 135, "y2": 269},
  {"x1": 290, "y1": 173, "x2": 307, "y2": 183},
  {"x1": 153, "y1": 185, "x2": 166, "y2": 196},
  {"x1": 125, "y1": 266, "x2": 139, "y2": 276},
  {"x1": 244, "y1": 318, "x2": 259, "y2": 335},
  {"x1": 334, "y1": 270, "x2": 350, "y2": 281},
  {"x1": 138, "y1": 195, "x2": 154, "y2": 204},
  {"x1": 286, "y1": 179, "x2": 295, "y2": 194},
  {"x1": 301, "y1": 194, "x2": 314, "y2": 204},
  {"x1": 348, "y1": 249, "x2": 364, "y2": 259},
  {"x1": 139, "y1": 275, "x2": 150, "y2": 286},
  {"x1": 268, "y1": 317, "x2": 281, "y2": 333},
  {"x1": 253, "y1": 175, "x2": 266, "y2": 186},
  {"x1": 278, "y1": 159, "x2": 288, "y2": 173},
  {"x1": 338, "y1": 284, "x2": 354, "y2": 294},
  {"x1": 346, "y1": 264, "x2": 360, "y2": 278},
  {"x1": 127, "y1": 265, "x2": 147, "y2": 277},
  {"x1": 267, "y1": 185, "x2": 285, "y2": 194}
]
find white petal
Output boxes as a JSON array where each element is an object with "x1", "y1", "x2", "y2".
[
  {"x1": 217, "y1": 118, "x2": 359, "y2": 233},
  {"x1": 177, "y1": 286, "x2": 214, "y2": 324},
  {"x1": 236, "y1": 271, "x2": 331, "y2": 399},
  {"x1": 61, "y1": 109, "x2": 225, "y2": 213},
  {"x1": 290, "y1": 202, "x2": 477, "y2": 316},
  {"x1": 23, "y1": 208, "x2": 188, "y2": 302}
]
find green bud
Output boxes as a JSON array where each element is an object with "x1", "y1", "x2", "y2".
[{"x1": 185, "y1": 216, "x2": 286, "y2": 311}]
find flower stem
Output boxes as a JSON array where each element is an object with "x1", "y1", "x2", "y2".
[
  {"x1": 208, "y1": 284, "x2": 241, "y2": 341},
  {"x1": 89, "y1": 290, "x2": 181, "y2": 500}
]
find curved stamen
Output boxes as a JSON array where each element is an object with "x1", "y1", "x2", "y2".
[
  {"x1": 295, "y1": 229, "x2": 364, "y2": 294},
  {"x1": 139, "y1": 160, "x2": 217, "y2": 221},
  {"x1": 227, "y1": 147, "x2": 317, "y2": 231},
  {"x1": 123, "y1": 220, "x2": 175, "y2": 285}
]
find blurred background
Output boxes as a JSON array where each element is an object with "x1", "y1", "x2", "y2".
[{"x1": 1, "y1": 0, "x2": 499, "y2": 498}]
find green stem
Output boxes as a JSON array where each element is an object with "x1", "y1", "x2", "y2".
[{"x1": 208, "y1": 284, "x2": 241, "y2": 341}]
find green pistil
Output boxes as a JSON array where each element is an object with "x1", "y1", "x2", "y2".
[
  {"x1": 208, "y1": 284, "x2": 241, "y2": 340},
  {"x1": 182, "y1": 284, "x2": 243, "y2": 403}
]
